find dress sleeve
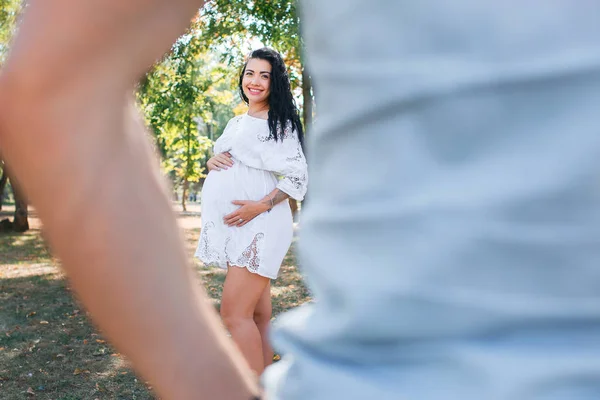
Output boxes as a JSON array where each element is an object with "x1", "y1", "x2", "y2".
[
  {"x1": 262, "y1": 123, "x2": 308, "y2": 201},
  {"x1": 213, "y1": 116, "x2": 240, "y2": 154}
]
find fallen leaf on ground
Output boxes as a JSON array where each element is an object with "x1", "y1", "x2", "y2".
[{"x1": 73, "y1": 368, "x2": 90, "y2": 375}]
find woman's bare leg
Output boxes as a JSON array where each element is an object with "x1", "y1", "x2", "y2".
[
  {"x1": 221, "y1": 266, "x2": 270, "y2": 374},
  {"x1": 254, "y1": 281, "x2": 275, "y2": 368}
]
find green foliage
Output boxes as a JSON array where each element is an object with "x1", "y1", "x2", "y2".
[
  {"x1": 138, "y1": 28, "x2": 239, "y2": 205},
  {"x1": 199, "y1": 0, "x2": 304, "y2": 86},
  {"x1": 0, "y1": 0, "x2": 22, "y2": 64}
]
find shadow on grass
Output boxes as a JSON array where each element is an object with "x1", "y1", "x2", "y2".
[
  {"x1": 0, "y1": 261, "x2": 310, "y2": 399},
  {"x1": 0, "y1": 230, "x2": 53, "y2": 265},
  {"x1": 0, "y1": 273, "x2": 155, "y2": 399}
]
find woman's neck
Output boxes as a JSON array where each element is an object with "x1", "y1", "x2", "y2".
[{"x1": 247, "y1": 101, "x2": 269, "y2": 119}]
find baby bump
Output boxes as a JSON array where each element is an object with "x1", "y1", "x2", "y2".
[{"x1": 202, "y1": 160, "x2": 278, "y2": 208}]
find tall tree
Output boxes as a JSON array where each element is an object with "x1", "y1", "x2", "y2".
[
  {"x1": 0, "y1": 0, "x2": 29, "y2": 231},
  {"x1": 138, "y1": 31, "x2": 238, "y2": 211}
]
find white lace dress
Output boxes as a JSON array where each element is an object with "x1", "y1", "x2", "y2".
[{"x1": 194, "y1": 114, "x2": 308, "y2": 279}]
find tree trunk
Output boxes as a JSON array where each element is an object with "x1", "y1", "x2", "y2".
[
  {"x1": 302, "y1": 66, "x2": 313, "y2": 129},
  {"x1": 0, "y1": 162, "x2": 7, "y2": 212},
  {"x1": 299, "y1": 65, "x2": 314, "y2": 211},
  {"x1": 289, "y1": 198, "x2": 298, "y2": 221},
  {"x1": 207, "y1": 123, "x2": 213, "y2": 143},
  {"x1": 181, "y1": 179, "x2": 188, "y2": 212},
  {"x1": 11, "y1": 176, "x2": 29, "y2": 232}
]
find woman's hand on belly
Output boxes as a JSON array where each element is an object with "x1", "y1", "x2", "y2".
[
  {"x1": 223, "y1": 200, "x2": 271, "y2": 227},
  {"x1": 207, "y1": 152, "x2": 233, "y2": 171}
]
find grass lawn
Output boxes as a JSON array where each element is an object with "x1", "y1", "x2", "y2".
[{"x1": 0, "y1": 206, "x2": 310, "y2": 399}]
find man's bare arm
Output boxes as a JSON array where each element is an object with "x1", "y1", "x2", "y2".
[{"x1": 0, "y1": 1, "x2": 259, "y2": 399}]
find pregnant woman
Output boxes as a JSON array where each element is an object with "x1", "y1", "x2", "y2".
[{"x1": 195, "y1": 47, "x2": 308, "y2": 374}]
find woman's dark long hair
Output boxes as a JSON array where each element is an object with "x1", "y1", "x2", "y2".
[{"x1": 239, "y1": 47, "x2": 304, "y2": 146}]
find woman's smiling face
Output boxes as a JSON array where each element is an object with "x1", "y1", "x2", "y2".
[{"x1": 242, "y1": 58, "x2": 272, "y2": 105}]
